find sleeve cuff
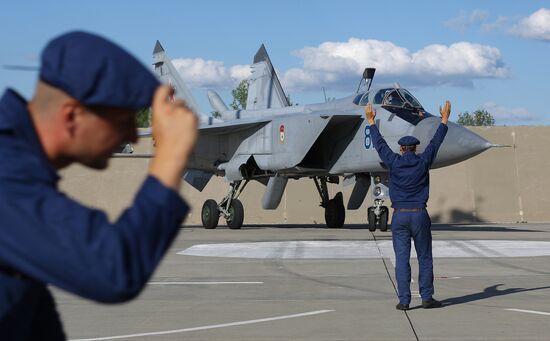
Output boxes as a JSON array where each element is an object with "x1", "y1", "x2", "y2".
[{"x1": 140, "y1": 175, "x2": 188, "y2": 215}]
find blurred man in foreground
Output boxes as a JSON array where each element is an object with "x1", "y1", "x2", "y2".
[{"x1": 0, "y1": 31, "x2": 198, "y2": 340}]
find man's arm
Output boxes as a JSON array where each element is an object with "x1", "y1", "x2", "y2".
[
  {"x1": 420, "y1": 100, "x2": 450, "y2": 166},
  {"x1": 0, "y1": 177, "x2": 188, "y2": 303},
  {"x1": 148, "y1": 85, "x2": 198, "y2": 191},
  {"x1": 365, "y1": 103, "x2": 398, "y2": 168}
]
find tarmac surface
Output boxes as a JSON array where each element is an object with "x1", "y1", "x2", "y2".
[{"x1": 55, "y1": 223, "x2": 550, "y2": 341}]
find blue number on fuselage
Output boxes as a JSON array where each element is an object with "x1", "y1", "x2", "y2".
[{"x1": 364, "y1": 126, "x2": 372, "y2": 149}]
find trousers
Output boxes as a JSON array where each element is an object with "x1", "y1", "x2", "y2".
[{"x1": 391, "y1": 209, "x2": 434, "y2": 304}]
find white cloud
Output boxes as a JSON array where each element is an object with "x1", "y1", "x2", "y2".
[
  {"x1": 281, "y1": 38, "x2": 509, "y2": 91},
  {"x1": 171, "y1": 58, "x2": 250, "y2": 89},
  {"x1": 170, "y1": 38, "x2": 508, "y2": 92},
  {"x1": 445, "y1": 9, "x2": 489, "y2": 32},
  {"x1": 510, "y1": 8, "x2": 550, "y2": 41},
  {"x1": 482, "y1": 102, "x2": 539, "y2": 122}
]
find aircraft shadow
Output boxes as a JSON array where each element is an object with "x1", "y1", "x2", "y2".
[{"x1": 184, "y1": 223, "x2": 542, "y2": 233}]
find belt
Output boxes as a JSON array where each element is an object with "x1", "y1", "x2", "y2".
[{"x1": 395, "y1": 208, "x2": 424, "y2": 212}]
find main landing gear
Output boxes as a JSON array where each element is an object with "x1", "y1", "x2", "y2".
[
  {"x1": 367, "y1": 199, "x2": 389, "y2": 232},
  {"x1": 313, "y1": 176, "x2": 345, "y2": 228},
  {"x1": 201, "y1": 180, "x2": 248, "y2": 229}
]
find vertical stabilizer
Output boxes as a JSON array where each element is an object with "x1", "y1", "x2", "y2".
[
  {"x1": 246, "y1": 44, "x2": 290, "y2": 110},
  {"x1": 152, "y1": 41, "x2": 201, "y2": 114}
]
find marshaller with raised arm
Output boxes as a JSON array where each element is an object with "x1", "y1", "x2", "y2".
[{"x1": 365, "y1": 101, "x2": 450, "y2": 311}]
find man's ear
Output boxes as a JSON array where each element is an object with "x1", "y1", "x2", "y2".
[{"x1": 58, "y1": 101, "x2": 80, "y2": 139}]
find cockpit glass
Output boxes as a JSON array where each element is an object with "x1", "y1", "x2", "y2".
[
  {"x1": 359, "y1": 93, "x2": 370, "y2": 106},
  {"x1": 353, "y1": 93, "x2": 363, "y2": 105},
  {"x1": 383, "y1": 89, "x2": 404, "y2": 107},
  {"x1": 399, "y1": 89, "x2": 423, "y2": 108},
  {"x1": 373, "y1": 89, "x2": 389, "y2": 104}
]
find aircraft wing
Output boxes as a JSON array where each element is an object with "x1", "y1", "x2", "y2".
[{"x1": 199, "y1": 117, "x2": 271, "y2": 135}]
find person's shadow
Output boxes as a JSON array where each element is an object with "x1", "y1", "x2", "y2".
[
  {"x1": 442, "y1": 284, "x2": 550, "y2": 307},
  {"x1": 407, "y1": 284, "x2": 550, "y2": 310}
]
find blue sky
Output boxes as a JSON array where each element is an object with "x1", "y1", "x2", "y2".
[{"x1": 1, "y1": 0, "x2": 549, "y2": 125}]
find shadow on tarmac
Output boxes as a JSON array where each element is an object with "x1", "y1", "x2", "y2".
[
  {"x1": 184, "y1": 224, "x2": 543, "y2": 233},
  {"x1": 440, "y1": 284, "x2": 550, "y2": 307}
]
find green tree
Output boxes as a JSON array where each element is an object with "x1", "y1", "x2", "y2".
[
  {"x1": 229, "y1": 79, "x2": 294, "y2": 110},
  {"x1": 457, "y1": 109, "x2": 495, "y2": 126},
  {"x1": 136, "y1": 108, "x2": 150, "y2": 127},
  {"x1": 230, "y1": 80, "x2": 249, "y2": 110},
  {"x1": 211, "y1": 111, "x2": 221, "y2": 118}
]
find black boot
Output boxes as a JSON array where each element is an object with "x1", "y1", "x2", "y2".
[
  {"x1": 422, "y1": 298, "x2": 442, "y2": 309},
  {"x1": 396, "y1": 303, "x2": 410, "y2": 311}
]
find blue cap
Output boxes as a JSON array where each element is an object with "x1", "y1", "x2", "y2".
[
  {"x1": 398, "y1": 136, "x2": 420, "y2": 146},
  {"x1": 39, "y1": 31, "x2": 159, "y2": 110}
]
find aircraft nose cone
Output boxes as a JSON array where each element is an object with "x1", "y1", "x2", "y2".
[
  {"x1": 413, "y1": 117, "x2": 492, "y2": 167},
  {"x1": 443, "y1": 122, "x2": 492, "y2": 161}
]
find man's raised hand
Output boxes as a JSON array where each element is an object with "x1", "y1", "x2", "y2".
[
  {"x1": 439, "y1": 100, "x2": 451, "y2": 125},
  {"x1": 364, "y1": 103, "x2": 377, "y2": 125},
  {"x1": 149, "y1": 85, "x2": 198, "y2": 190}
]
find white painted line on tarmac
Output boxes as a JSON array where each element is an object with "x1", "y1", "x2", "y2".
[
  {"x1": 506, "y1": 308, "x2": 550, "y2": 316},
  {"x1": 69, "y1": 310, "x2": 334, "y2": 341},
  {"x1": 178, "y1": 240, "x2": 550, "y2": 259},
  {"x1": 148, "y1": 281, "x2": 263, "y2": 285},
  {"x1": 435, "y1": 276, "x2": 462, "y2": 279}
]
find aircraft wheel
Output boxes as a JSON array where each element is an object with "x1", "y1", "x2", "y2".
[
  {"x1": 201, "y1": 199, "x2": 219, "y2": 229},
  {"x1": 367, "y1": 207, "x2": 376, "y2": 232},
  {"x1": 379, "y1": 206, "x2": 389, "y2": 232},
  {"x1": 226, "y1": 199, "x2": 244, "y2": 229},
  {"x1": 325, "y1": 192, "x2": 345, "y2": 228}
]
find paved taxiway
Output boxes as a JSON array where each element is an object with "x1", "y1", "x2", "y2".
[{"x1": 55, "y1": 223, "x2": 550, "y2": 340}]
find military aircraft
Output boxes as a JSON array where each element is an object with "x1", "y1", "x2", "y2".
[{"x1": 146, "y1": 41, "x2": 494, "y2": 231}]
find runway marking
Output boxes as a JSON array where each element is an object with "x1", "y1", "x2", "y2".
[
  {"x1": 178, "y1": 240, "x2": 550, "y2": 259},
  {"x1": 69, "y1": 310, "x2": 334, "y2": 341},
  {"x1": 506, "y1": 308, "x2": 550, "y2": 316},
  {"x1": 148, "y1": 281, "x2": 263, "y2": 285},
  {"x1": 435, "y1": 276, "x2": 462, "y2": 279}
]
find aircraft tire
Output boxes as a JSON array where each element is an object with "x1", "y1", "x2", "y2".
[
  {"x1": 367, "y1": 207, "x2": 376, "y2": 232},
  {"x1": 325, "y1": 192, "x2": 345, "y2": 228},
  {"x1": 202, "y1": 199, "x2": 219, "y2": 229},
  {"x1": 226, "y1": 199, "x2": 244, "y2": 229},
  {"x1": 379, "y1": 206, "x2": 389, "y2": 232}
]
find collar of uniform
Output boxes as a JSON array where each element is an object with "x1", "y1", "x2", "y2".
[{"x1": 0, "y1": 89, "x2": 60, "y2": 183}]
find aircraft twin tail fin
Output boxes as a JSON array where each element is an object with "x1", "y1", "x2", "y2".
[
  {"x1": 246, "y1": 44, "x2": 290, "y2": 110},
  {"x1": 152, "y1": 41, "x2": 201, "y2": 115}
]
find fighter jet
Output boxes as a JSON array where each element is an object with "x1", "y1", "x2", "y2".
[{"x1": 149, "y1": 41, "x2": 494, "y2": 231}]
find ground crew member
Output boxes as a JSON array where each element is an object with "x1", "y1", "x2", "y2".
[
  {"x1": 0, "y1": 31, "x2": 198, "y2": 339},
  {"x1": 365, "y1": 101, "x2": 450, "y2": 310}
]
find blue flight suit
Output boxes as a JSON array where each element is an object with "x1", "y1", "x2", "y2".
[
  {"x1": 369, "y1": 122, "x2": 448, "y2": 305},
  {"x1": 0, "y1": 90, "x2": 189, "y2": 340}
]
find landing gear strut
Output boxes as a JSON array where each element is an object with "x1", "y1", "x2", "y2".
[
  {"x1": 201, "y1": 180, "x2": 249, "y2": 229},
  {"x1": 313, "y1": 176, "x2": 345, "y2": 228},
  {"x1": 368, "y1": 199, "x2": 389, "y2": 232}
]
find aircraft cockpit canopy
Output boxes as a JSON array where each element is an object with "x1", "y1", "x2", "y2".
[{"x1": 354, "y1": 87, "x2": 429, "y2": 125}]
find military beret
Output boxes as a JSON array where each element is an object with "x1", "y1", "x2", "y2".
[
  {"x1": 40, "y1": 31, "x2": 159, "y2": 110},
  {"x1": 398, "y1": 136, "x2": 420, "y2": 146}
]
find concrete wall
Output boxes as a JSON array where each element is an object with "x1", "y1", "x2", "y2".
[{"x1": 59, "y1": 126, "x2": 550, "y2": 225}]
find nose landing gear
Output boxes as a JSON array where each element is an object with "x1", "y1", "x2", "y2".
[{"x1": 368, "y1": 199, "x2": 389, "y2": 232}]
